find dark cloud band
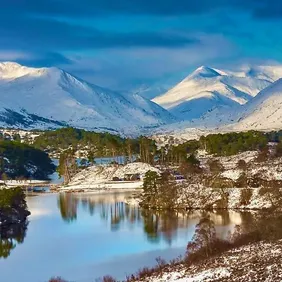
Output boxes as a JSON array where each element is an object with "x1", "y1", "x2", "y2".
[
  {"x1": 0, "y1": 15, "x2": 198, "y2": 51},
  {"x1": 2, "y1": 0, "x2": 282, "y2": 18}
]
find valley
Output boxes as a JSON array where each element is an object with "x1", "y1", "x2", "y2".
[
  {"x1": 3, "y1": 2, "x2": 282, "y2": 281},
  {"x1": 1, "y1": 63, "x2": 282, "y2": 282}
]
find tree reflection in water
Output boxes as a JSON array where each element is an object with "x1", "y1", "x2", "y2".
[
  {"x1": 58, "y1": 193, "x2": 78, "y2": 222},
  {"x1": 57, "y1": 192, "x2": 247, "y2": 244},
  {"x1": 0, "y1": 221, "x2": 28, "y2": 259}
]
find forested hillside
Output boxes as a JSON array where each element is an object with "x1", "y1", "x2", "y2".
[
  {"x1": 0, "y1": 141, "x2": 55, "y2": 180},
  {"x1": 31, "y1": 128, "x2": 282, "y2": 162},
  {"x1": 33, "y1": 127, "x2": 157, "y2": 161}
]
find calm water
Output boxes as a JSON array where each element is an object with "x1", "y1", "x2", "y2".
[{"x1": 0, "y1": 192, "x2": 247, "y2": 282}]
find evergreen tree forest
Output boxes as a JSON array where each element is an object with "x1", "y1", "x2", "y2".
[
  {"x1": 0, "y1": 140, "x2": 55, "y2": 180},
  {"x1": 199, "y1": 131, "x2": 268, "y2": 156},
  {"x1": 140, "y1": 170, "x2": 179, "y2": 210},
  {"x1": 32, "y1": 127, "x2": 158, "y2": 163},
  {"x1": 30, "y1": 128, "x2": 282, "y2": 167}
]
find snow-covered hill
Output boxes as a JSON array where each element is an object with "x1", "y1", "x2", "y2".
[
  {"x1": 61, "y1": 162, "x2": 160, "y2": 191},
  {"x1": 153, "y1": 65, "x2": 275, "y2": 120},
  {"x1": 233, "y1": 78, "x2": 282, "y2": 131},
  {"x1": 0, "y1": 62, "x2": 175, "y2": 134}
]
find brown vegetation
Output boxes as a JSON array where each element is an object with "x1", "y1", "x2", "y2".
[
  {"x1": 237, "y1": 159, "x2": 247, "y2": 170},
  {"x1": 49, "y1": 278, "x2": 68, "y2": 282},
  {"x1": 102, "y1": 276, "x2": 117, "y2": 282},
  {"x1": 239, "y1": 188, "x2": 253, "y2": 206}
]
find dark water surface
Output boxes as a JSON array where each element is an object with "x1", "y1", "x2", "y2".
[{"x1": 0, "y1": 192, "x2": 247, "y2": 282}]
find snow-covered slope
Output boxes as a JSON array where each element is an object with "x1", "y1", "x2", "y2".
[
  {"x1": 234, "y1": 78, "x2": 282, "y2": 131},
  {"x1": 2, "y1": 61, "x2": 282, "y2": 136},
  {"x1": 62, "y1": 162, "x2": 160, "y2": 190},
  {"x1": 153, "y1": 65, "x2": 274, "y2": 120},
  {"x1": 227, "y1": 64, "x2": 282, "y2": 82},
  {"x1": 149, "y1": 64, "x2": 282, "y2": 137},
  {"x1": 0, "y1": 62, "x2": 175, "y2": 134}
]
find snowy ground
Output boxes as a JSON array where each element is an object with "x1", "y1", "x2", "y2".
[
  {"x1": 60, "y1": 181, "x2": 144, "y2": 191},
  {"x1": 61, "y1": 152, "x2": 282, "y2": 209},
  {"x1": 126, "y1": 184, "x2": 274, "y2": 210},
  {"x1": 192, "y1": 150, "x2": 282, "y2": 182},
  {"x1": 0, "y1": 128, "x2": 40, "y2": 142},
  {"x1": 137, "y1": 240, "x2": 282, "y2": 281},
  {"x1": 60, "y1": 162, "x2": 160, "y2": 191},
  {"x1": 126, "y1": 151, "x2": 282, "y2": 210}
]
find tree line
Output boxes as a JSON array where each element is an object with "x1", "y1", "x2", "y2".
[{"x1": 32, "y1": 128, "x2": 282, "y2": 163}]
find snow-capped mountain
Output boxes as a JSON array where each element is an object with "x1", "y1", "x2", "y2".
[
  {"x1": 153, "y1": 65, "x2": 279, "y2": 120},
  {"x1": 233, "y1": 78, "x2": 282, "y2": 131},
  {"x1": 2, "y1": 62, "x2": 282, "y2": 136},
  {"x1": 0, "y1": 62, "x2": 175, "y2": 134}
]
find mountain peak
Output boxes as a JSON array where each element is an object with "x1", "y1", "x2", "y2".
[
  {"x1": 0, "y1": 61, "x2": 22, "y2": 68},
  {"x1": 0, "y1": 61, "x2": 49, "y2": 80},
  {"x1": 0, "y1": 62, "x2": 174, "y2": 134},
  {"x1": 196, "y1": 65, "x2": 213, "y2": 71},
  {"x1": 189, "y1": 66, "x2": 222, "y2": 79}
]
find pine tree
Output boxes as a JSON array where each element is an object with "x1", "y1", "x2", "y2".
[
  {"x1": 141, "y1": 171, "x2": 160, "y2": 208},
  {"x1": 87, "y1": 150, "x2": 95, "y2": 165},
  {"x1": 187, "y1": 215, "x2": 217, "y2": 258},
  {"x1": 57, "y1": 149, "x2": 78, "y2": 184}
]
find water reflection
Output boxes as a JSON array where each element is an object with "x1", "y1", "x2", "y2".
[
  {"x1": 57, "y1": 192, "x2": 242, "y2": 245},
  {"x1": 0, "y1": 221, "x2": 28, "y2": 259},
  {"x1": 1, "y1": 193, "x2": 255, "y2": 282},
  {"x1": 58, "y1": 193, "x2": 78, "y2": 222}
]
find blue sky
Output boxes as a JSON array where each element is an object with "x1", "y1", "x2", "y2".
[{"x1": 1, "y1": 0, "x2": 282, "y2": 89}]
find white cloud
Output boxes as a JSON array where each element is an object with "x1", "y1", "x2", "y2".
[
  {"x1": 0, "y1": 50, "x2": 32, "y2": 61},
  {"x1": 63, "y1": 33, "x2": 236, "y2": 89}
]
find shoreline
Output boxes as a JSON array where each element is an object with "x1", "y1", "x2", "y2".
[
  {"x1": 62, "y1": 188, "x2": 142, "y2": 195},
  {"x1": 29, "y1": 189, "x2": 271, "y2": 212},
  {"x1": 27, "y1": 188, "x2": 142, "y2": 196},
  {"x1": 59, "y1": 181, "x2": 144, "y2": 191}
]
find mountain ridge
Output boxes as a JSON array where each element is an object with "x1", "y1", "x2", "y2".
[
  {"x1": 149, "y1": 64, "x2": 282, "y2": 136},
  {"x1": 152, "y1": 65, "x2": 275, "y2": 121},
  {"x1": 0, "y1": 62, "x2": 175, "y2": 134},
  {"x1": 1, "y1": 62, "x2": 282, "y2": 136}
]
